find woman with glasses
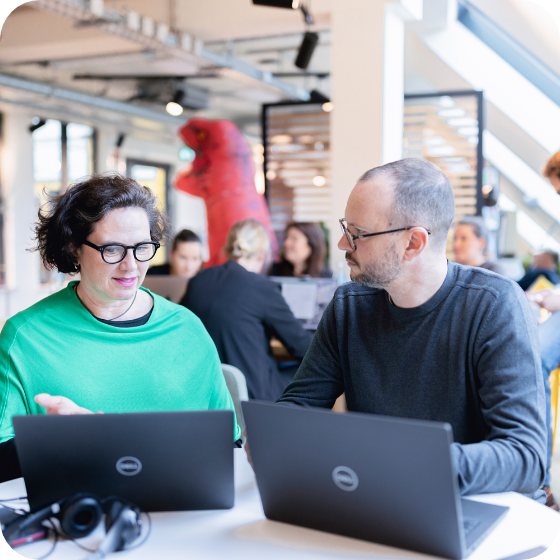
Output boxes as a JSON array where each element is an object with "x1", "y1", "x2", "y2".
[{"x1": 0, "y1": 173, "x2": 240, "y2": 482}]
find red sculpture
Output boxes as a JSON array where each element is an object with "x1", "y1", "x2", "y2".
[{"x1": 175, "y1": 118, "x2": 276, "y2": 267}]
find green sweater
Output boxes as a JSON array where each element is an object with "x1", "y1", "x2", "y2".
[{"x1": 0, "y1": 282, "x2": 240, "y2": 443}]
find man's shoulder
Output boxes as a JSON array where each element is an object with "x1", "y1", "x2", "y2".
[
  {"x1": 333, "y1": 282, "x2": 384, "y2": 302},
  {"x1": 451, "y1": 262, "x2": 520, "y2": 301}
]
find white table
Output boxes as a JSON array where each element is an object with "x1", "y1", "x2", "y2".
[{"x1": 1, "y1": 449, "x2": 559, "y2": 560}]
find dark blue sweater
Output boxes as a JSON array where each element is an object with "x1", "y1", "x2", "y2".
[{"x1": 278, "y1": 261, "x2": 546, "y2": 496}]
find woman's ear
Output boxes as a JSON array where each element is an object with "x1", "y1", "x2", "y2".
[{"x1": 68, "y1": 244, "x2": 80, "y2": 267}]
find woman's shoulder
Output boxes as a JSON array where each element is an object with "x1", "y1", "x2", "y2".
[
  {"x1": 149, "y1": 289, "x2": 209, "y2": 326},
  {"x1": 146, "y1": 263, "x2": 171, "y2": 275},
  {"x1": 268, "y1": 260, "x2": 292, "y2": 277},
  {"x1": 1, "y1": 286, "x2": 76, "y2": 342}
]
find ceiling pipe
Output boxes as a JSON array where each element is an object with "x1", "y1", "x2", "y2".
[
  {"x1": 0, "y1": 72, "x2": 185, "y2": 125},
  {"x1": 32, "y1": 0, "x2": 310, "y2": 101}
]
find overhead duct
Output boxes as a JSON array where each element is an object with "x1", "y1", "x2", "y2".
[
  {"x1": 0, "y1": 73, "x2": 184, "y2": 125},
  {"x1": 32, "y1": 0, "x2": 310, "y2": 101}
]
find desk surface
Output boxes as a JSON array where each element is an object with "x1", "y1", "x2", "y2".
[{"x1": 1, "y1": 449, "x2": 559, "y2": 560}]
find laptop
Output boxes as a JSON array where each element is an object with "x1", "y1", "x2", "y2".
[
  {"x1": 270, "y1": 277, "x2": 338, "y2": 330},
  {"x1": 13, "y1": 410, "x2": 234, "y2": 512},
  {"x1": 142, "y1": 275, "x2": 188, "y2": 304},
  {"x1": 242, "y1": 401, "x2": 509, "y2": 560}
]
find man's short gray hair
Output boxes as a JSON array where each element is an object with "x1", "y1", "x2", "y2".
[{"x1": 358, "y1": 158, "x2": 455, "y2": 251}]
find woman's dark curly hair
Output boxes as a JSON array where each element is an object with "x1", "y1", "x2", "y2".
[{"x1": 34, "y1": 173, "x2": 172, "y2": 274}]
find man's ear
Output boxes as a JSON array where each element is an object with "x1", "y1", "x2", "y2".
[{"x1": 402, "y1": 229, "x2": 429, "y2": 262}]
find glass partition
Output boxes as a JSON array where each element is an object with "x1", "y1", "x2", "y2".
[{"x1": 403, "y1": 91, "x2": 484, "y2": 220}]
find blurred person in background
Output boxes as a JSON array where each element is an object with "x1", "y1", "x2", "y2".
[
  {"x1": 518, "y1": 251, "x2": 560, "y2": 291},
  {"x1": 524, "y1": 149, "x2": 560, "y2": 510},
  {"x1": 543, "y1": 149, "x2": 560, "y2": 194},
  {"x1": 181, "y1": 219, "x2": 313, "y2": 401},
  {"x1": 452, "y1": 216, "x2": 506, "y2": 275},
  {"x1": 147, "y1": 229, "x2": 204, "y2": 279},
  {"x1": 269, "y1": 222, "x2": 332, "y2": 278}
]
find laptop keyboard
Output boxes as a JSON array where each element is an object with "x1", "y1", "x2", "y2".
[{"x1": 463, "y1": 518, "x2": 481, "y2": 535}]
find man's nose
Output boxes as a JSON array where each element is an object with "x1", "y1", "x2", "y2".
[{"x1": 338, "y1": 234, "x2": 354, "y2": 252}]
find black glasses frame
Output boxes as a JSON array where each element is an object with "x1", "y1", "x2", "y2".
[
  {"x1": 82, "y1": 240, "x2": 160, "y2": 264},
  {"x1": 339, "y1": 218, "x2": 431, "y2": 251}
]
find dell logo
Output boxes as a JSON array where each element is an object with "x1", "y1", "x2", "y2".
[
  {"x1": 332, "y1": 466, "x2": 359, "y2": 491},
  {"x1": 116, "y1": 457, "x2": 142, "y2": 476}
]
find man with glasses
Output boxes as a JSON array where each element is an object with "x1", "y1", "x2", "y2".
[{"x1": 278, "y1": 158, "x2": 547, "y2": 502}]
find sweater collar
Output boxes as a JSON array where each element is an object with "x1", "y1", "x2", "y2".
[{"x1": 386, "y1": 260, "x2": 455, "y2": 322}]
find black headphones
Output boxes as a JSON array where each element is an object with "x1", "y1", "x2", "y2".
[{"x1": 3, "y1": 493, "x2": 142, "y2": 557}]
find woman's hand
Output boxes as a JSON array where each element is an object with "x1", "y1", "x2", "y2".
[
  {"x1": 528, "y1": 290, "x2": 560, "y2": 313},
  {"x1": 34, "y1": 394, "x2": 100, "y2": 415}
]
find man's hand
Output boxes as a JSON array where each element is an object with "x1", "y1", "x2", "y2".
[
  {"x1": 528, "y1": 289, "x2": 560, "y2": 313},
  {"x1": 34, "y1": 394, "x2": 99, "y2": 415}
]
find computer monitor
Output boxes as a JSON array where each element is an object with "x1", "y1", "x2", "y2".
[
  {"x1": 141, "y1": 275, "x2": 188, "y2": 304},
  {"x1": 270, "y1": 277, "x2": 338, "y2": 330}
]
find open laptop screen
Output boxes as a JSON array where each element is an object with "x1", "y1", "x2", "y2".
[{"x1": 270, "y1": 277, "x2": 338, "y2": 329}]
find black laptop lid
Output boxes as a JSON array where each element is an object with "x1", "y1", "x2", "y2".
[
  {"x1": 13, "y1": 410, "x2": 234, "y2": 512},
  {"x1": 243, "y1": 401, "x2": 465, "y2": 559}
]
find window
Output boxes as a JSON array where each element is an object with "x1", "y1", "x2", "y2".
[
  {"x1": 33, "y1": 119, "x2": 96, "y2": 199},
  {"x1": 33, "y1": 119, "x2": 96, "y2": 283},
  {"x1": 33, "y1": 119, "x2": 63, "y2": 196},
  {"x1": 127, "y1": 160, "x2": 170, "y2": 267},
  {"x1": 67, "y1": 123, "x2": 95, "y2": 183}
]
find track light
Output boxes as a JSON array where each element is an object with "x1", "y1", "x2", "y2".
[
  {"x1": 29, "y1": 118, "x2": 46, "y2": 133},
  {"x1": 252, "y1": 0, "x2": 301, "y2": 8},
  {"x1": 295, "y1": 32, "x2": 319, "y2": 70},
  {"x1": 115, "y1": 133, "x2": 126, "y2": 148},
  {"x1": 309, "y1": 89, "x2": 329, "y2": 104},
  {"x1": 166, "y1": 90, "x2": 185, "y2": 116},
  {"x1": 301, "y1": 4, "x2": 313, "y2": 25}
]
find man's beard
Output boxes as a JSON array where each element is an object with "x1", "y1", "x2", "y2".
[{"x1": 347, "y1": 241, "x2": 404, "y2": 289}]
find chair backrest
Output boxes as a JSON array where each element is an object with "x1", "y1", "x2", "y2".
[{"x1": 221, "y1": 364, "x2": 249, "y2": 436}]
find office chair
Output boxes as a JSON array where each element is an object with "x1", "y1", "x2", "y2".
[
  {"x1": 551, "y1": 367, "x2": 560, "y2": 454},
  {"x1": 221, "y1": 364, "x2": 249, "y2": 438}
]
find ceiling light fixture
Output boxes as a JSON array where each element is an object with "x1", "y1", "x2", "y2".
[
  {"x1": 295, "y1": 31, "x2": 319, "y2": 70},
  {"x1": 252, "y1": 0, "x2": 301, "y2": 8},
  {"x1": 29, "y1": 117, "x2": 46, "y2": 133},
  {"x1": 313, "y1": 175, "x2": 326, "y2": 187},
  {"x1": 166, "y1": 90, "x2": 185, "y2": 116},
  {"x1": 116, "y1": 133, "x2": 126, "y2": 148},
  {"x1": 271, "y1": 134, "x2": 292, "y2": 144},
  {"x1": 322, "y1": 102, "x2": 334, "y2": 113}
]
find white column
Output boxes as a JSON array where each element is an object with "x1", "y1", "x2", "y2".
[
  {"x1": 0, "y1": 109, "x2": 44, "y2": 316},
  {"x1": 329, "y1": 0, "x2": 410, "y2": 274}
]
